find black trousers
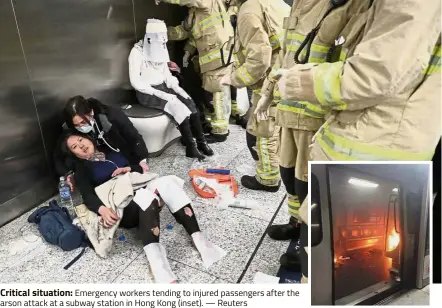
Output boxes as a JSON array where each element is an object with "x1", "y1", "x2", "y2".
[{"x1": 119, "y1": 200, "x2": 200, "y2": 246}]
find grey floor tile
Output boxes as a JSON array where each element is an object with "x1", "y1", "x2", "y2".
[
  {"x1": 387, "y1": 289, "x2": 430, "y2": 306},
  {"x1": 240, "y1": 256, "x2": 280, "y2": 284},
  {"x1": 114, "y1": 253, "x2": 217, "y2": 284},
  {"x1": 421, "y1": 285, "x2": 430, "y2": 294},
  {"x1": 221, "y1": 151, "x2": 287, "y2": 222},
  {"x1": 0, "y1": 239, "x2": 142, "y2": 284},
  {"x1": 159, "y1": 201, "x2": 268, "y2": 282}
]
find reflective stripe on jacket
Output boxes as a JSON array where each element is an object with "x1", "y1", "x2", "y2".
[
  {"x1": 231, "y1": 0, "x2": 290, "y2": 89},
  {"x1": 281, "y1": 0, "x2": 441, "y2": 160},
  {"x1": 261, "y1": 0, "x2": 373, "y2": 131},
  {"x1": 163, "y1": 0, "x2": 235, "y2": 74}
]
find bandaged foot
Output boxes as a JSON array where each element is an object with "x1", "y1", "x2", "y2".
[
  {"x1": 191, "y1": 231, "x2": 226, "y2": 268},
  {"x1": 144, "y1": 243, "x2": 177, "y2": 283}
]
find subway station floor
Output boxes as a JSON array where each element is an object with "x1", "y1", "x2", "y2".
[
  {"x1": 387, "y1": 286, "x2": 430, "y2": 305},
  {"x1": 0, "y1": 124, "x2": 291, "y2": 284}
]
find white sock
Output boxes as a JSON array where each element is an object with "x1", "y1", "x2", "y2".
[
  {"x1": 143, "y1": 243, "x2": 177, "y2": 283},
  {"x1": 191, "y1": 231, "x2": 226, "y2": 269}
]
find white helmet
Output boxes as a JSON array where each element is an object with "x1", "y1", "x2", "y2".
[{"x1": 143, "y1": 19, "x2": 170, "y2": 63}]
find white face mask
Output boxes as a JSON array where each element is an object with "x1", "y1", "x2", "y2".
[
  {"x1": 76, "y1": 119, "x2": 95, "y2": 134},
  {"x1": 143, "y1": 32, "x2": 170, "y2": 63}
]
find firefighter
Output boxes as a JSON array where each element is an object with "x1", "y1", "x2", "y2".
[
  {"x1": 168, "y1": 2, "x2": 249, "y2": 132},
  {"x1": 257, "y1": 0, "x2": 441, "y2": 163},
  {"x1": 252, "y1": 0, "x2": 382, "y2": 268},
  {"x1": 220, "y1": 0, "x2": 290, "y2": 192},
  {"x1": 158, "y1": 0, "x2": 236, "y2": 143}
]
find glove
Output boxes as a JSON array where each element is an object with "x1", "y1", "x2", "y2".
[
  {"x1": 276, "y1": 69, "x2": 289, "y2": 100},
  {"x1": 155, "y1": 0, "x2": 161, "y2": 5},
  {"x1": 254, "y1": 94, "x2": 272, "y2": 121},
  {"x1": 168, "y1": 61, "x2": 181, "y2": 73},
  {"x1": 183, "y1": 51, "x2": 190, "y2": 68}
]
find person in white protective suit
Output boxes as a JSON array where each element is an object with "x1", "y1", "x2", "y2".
[{"x1": 129, "y1": 19, "x2": 213, "y2": 160}]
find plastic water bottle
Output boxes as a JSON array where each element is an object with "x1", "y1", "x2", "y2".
[{"x1": 59, "y1": 176, "x2": 72, "y2": 206}]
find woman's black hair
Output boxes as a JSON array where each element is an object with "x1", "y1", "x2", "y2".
[
  {"x1": 61, "y1": 131, "x2": 97, "y2": 159},
  {"x1": 63, "y1": 95, "x2": 103, "y2": 129}
]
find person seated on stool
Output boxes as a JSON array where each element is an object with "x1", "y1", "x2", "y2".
[{"x1": 129, "y1": 19, "x2": 213, "y2": 161}]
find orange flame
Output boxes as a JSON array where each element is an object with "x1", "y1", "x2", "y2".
[{"x1": 387, "y1": 229, "x2": 400, "y2": 252}]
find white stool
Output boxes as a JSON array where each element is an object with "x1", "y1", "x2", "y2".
[{"x1": 122, "y1": 104, "x2": 180, "y2": 157}]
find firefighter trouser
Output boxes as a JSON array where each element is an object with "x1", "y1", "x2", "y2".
[
  {"x1": 246, "y1": 129, "x2": 281, "y2": 186},
  {"x1": 279, "y1": 128, "x2": 314, "y2": 221},
  {"x1": 202, "y1": 68, "x2": 232, "y2": 135}
]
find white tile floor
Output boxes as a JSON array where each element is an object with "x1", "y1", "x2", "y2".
[{"x1": 0, "y1": 125, "x2": 290, "y2": 284}]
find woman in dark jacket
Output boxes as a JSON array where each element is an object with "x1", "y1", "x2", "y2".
[
  {"x1": 62, "y1": 132, "x2": 225, "y2": 283},
  {"x1": 54, "y1": 96, "x2": 151, "y2": 189}
]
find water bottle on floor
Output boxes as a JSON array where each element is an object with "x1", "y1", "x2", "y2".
[{"x1": 59, "y1": 176, "x2": 72, "y2": 207}]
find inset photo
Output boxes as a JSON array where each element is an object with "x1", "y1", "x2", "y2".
[{"x1": 310, "y1": 162, "x2": 431, "y2": 306}]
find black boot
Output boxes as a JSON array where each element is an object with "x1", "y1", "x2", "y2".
[
  {"x1": 235, "y1": 114, "x2": 248, "y2": 129},
  {"x1": 205, "y1": 132, "x2": 229, "y2": 144},
  {"x1": 189, "y1": 113, "x2": 214, "y2": 156},
  {"x1": 280, "y1": 251, "x2": 302, "y2": 272},
  {"x1": 178, "y1": 118, "x2": 205, "y2": 161},
  {"x1": 267, "y1": 216, "x2": 301, "y2": 241},
  {"x1": 241, "y1": 175, "x2": 280, "y2": 192}
]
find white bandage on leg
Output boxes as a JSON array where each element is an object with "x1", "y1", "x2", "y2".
[
  {"x1": 143, "y1": 243, "x2": 177, "y2": 283},
  {"x1": 191, "y1": 231, "x2": 226, "y2": 269},
  {"x1": 164, "y1": 96, "x2": 192, "y2": 125},
  {"x1": 133, "y1": 188, "x2": 159, "y2": 211},
  {"x1": 146, "y1": 175, "x2": 191, "y2": 213}
]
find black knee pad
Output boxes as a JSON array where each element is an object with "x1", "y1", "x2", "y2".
[
  {"x1": 295, "y1": 178, "x2": 308, "y2": 204},
  {"x1": 172, "y1": 205, "x2": 201, "y2": 235},
  {"x1": 280, "y1": 166, "x2": 295, "y2": 195},
  {"x1": 246, "y1": 132, "x2": 259, "y2": 161}
]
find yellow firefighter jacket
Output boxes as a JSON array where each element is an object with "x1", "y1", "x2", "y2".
[
  {"x1": 230, "y1": 0, "x2": 290, "y2": 90},
  {"x1": 261, "y1": 0, "x2": 377, "y2": 131},
  {"x1": 164, "y1": 0, "x2": 234, "y2": 74},
  {"x1": 280, "y1": 0, "x2": 441, "y2": 161}
]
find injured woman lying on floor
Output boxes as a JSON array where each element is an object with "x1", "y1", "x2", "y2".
[{"x1": 62, "y1": 132, "x2": 226, "y2": 283}]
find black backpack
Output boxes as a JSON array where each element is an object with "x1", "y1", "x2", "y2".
[{"x1": 28, "y1": 200, "x2": 91, "y2": 269}]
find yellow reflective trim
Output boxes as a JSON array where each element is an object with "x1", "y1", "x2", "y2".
[
  {"x1": 199, "y1": 12, "x2": 229, "y2": 32},
  {"x1": 278, "y1": 102, "x2": 327, "y2": 119},
  {"x1": 199, "y1": 49, "x2": 222, "y2": 65},
  {"x1": 421, "y1": 43, "x2": 441, "y2": 75},
  {"x1": 189, "y1": 39, "x2": 196, "y2": 47},
  {"x1": 317, "y1": 126, "x2": 434, "y2": 161},
  {"x1": 236, "y1": 66, "x2": 255, "y2": 86},
  {"x1": 313, "y1": 62, "x2": 347, "y2": 110},
  {"x1": 257, "y1": 137, "x2": 271, "y2": 172},
  {"x1": 339, "y1": 48, "x2": 348, "y2": 61},
  {"x1": 286, "y1": 33, "x2": 330, "y2": 53}
]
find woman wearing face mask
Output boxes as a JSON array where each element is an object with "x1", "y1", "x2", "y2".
[
  {"x1": 62, "y1": 132, "x2": 225, "y2": 283},
  {"x1": 53, "y1": 96, "x2": 150, "y2": 190}
]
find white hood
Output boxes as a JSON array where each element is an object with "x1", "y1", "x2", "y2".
[{"x1": 142, "y1": 19, "x2": 170, "y2": 64}]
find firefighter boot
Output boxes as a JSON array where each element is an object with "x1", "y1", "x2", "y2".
[
  {"x1": 267, "y1": 216, "x2": 301, "y2": 241},
  {"x1": 241, "y1": 175, "x2": 281, "y2": 193}
]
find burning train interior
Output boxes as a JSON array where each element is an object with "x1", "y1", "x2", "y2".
[{"x1": 311, "y1": 164, "x2": 431, "y2": 305}]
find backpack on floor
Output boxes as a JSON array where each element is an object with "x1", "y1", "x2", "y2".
[{"x1": 28, "y1": 199, "x2": 91, "y2": 270}]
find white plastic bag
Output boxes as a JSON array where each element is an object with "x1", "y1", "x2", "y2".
[{"x1": 236, "y1": 87, "x2": 250, "y2": 115}]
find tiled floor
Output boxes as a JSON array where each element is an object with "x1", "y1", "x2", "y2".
[
  {"x1": 387, "y1": 286, "x2": 430, "y2": 306},
  {"x1": 0, "y1": 125, "x2": 290, "y2": 284}
]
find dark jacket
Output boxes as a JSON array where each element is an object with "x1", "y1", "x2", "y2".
[
  {"x1": 53, "y1": 98, "x2": 149, "y2": 176},
  {"x1": 74, "y1": 152, "x2": 143, "y2": 214}
]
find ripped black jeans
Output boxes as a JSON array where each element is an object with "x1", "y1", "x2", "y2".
[{"x1": 119, "y1": 199, "x2": 200, "y2": 246}]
